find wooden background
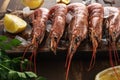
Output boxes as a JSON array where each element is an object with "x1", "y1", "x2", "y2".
[{"x1": 0, "y1": 0, "x2": 120, "y2": 80}]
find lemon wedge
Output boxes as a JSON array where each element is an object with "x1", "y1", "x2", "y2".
[
  {"x1": 56, "y1": 0, "x2": 70, "y2": 4},
  {"x1": 4, "y1": 14, "x2": 27, "y2": 33},
  {"x1": 95, "y1": 66, "x2": 120, "y2": 80},
  {"x1": 21, "y1": 0, "x2": 44, "y2": 9}
]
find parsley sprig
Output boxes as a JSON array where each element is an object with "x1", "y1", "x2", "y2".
[{"x1": 0, "y1": 36, "x2": 46, "y2": 80}]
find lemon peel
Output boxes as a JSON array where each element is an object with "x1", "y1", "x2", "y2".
[
  {"x1": 56, "y1": 0, "x2": 70, "y2": 4},
  {"x1": 4, "y1": 14, "x2": 27, "y2": 33},
  {"x1": 21, "y1": 0, "x2": 44, "y2": 9},
  {"x1": 95, "y1": 66, "x2": 120, "y2": 80}
]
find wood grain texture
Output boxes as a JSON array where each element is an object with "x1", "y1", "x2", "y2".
[
  {"x1": 0, "y1": 0, "x2": 10, "y2": 12},
  {"x1": 0, "y1": 0, "x2": 4, "y2": 9},
  {"x1": 8, "y1": 0, "x2": 24, "y2": 10}
]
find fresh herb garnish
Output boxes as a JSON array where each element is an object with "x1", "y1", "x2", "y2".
[
  {"x1": 0, "y1": 36, "x2": 21, "y2": 50},
  {"x1": 0, "y1": 36, "x2": 46, "y2": 80}
]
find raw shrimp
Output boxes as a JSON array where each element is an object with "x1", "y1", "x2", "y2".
[
  {"x1": 65, "y1": 3, "x2": 88, "y2": 80},
  {"x1": 47, "y1": 3, "x2": 67, "y2": 54},
  {"x1": 23, "y1": 8, "x2": 49, "y2": 73},
  {"x1": 87, "y1": 3, "x2": 104, "y2": 70}
]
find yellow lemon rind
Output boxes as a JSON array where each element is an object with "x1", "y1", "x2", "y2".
[{"x1": 4, "y1": 14, "x2": 27, "y2": 34}]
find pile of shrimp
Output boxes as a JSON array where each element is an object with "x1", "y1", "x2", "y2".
[{"x1": 19, "y1": 2, "x2": 120, "y2": 80}]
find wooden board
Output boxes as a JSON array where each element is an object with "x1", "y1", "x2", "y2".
[{"x1": 0, "y1": 0, "x2": 10, "y2": 12}]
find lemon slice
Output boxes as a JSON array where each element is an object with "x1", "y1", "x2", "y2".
[
  {"x1": 95, "y1": 66, "x2": 120, "y2": 80},
  {"x1": 56, "y1": 0, "x2": 70, "y2": 4},
  {"x1": 21, "y1": 0, "x2": 44, "y2": 9},
  {"x1": 4, "y1": 14, "x2": 27, "y2": 33}
]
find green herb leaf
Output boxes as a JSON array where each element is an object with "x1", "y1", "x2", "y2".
[
  {"x1": 2, "y1": 43, "x2": 12, "y2": 50},
  {"x1": 8, "y1": 71, "x2": 18, "y2": 80},
  {"x1": 0, "y1": 36, "x2": 21, "y2": 50},
  {"x1": 12, "y1": 57, "x2": 21, "y2": 63},
  {"x1": 0, "y1": 64, "x2": 11, "y2": 71},
  {"x1": 2, "y1": 59, "x2": 11, "y2": 68},
  {"x1": 0, "y1": 36, "x2": 7, "y2": 41},
  {"x1": 36, "y1": 76, "x2": 47, "y2": 80},
  {"x1": 21, "y1": 59, "x2": 30, "y2": 71},
  {"x1": 17, "y1": 72, "x2": 26, "y2": 78},
  {"x1": 0, "y1": 36, "x2": 46, "y2": 80},
  {"x1": 9, "y1": 39, "x2": 21, "y2": 46},
  {"x1": 0, "y1": 68, "x2": 8, "y2": 80},
  {"x1": 25, "y1": 71, "x2": 37, "y2": 78}
]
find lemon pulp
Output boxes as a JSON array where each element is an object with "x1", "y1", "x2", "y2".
[
  {"x1": 95, "y1": 66, "x2": 120, "y2": 80},
  {"x1": 99, "y1": 71, "x2": 120, "y2": 80},
  {"x1": 22, "y1": 0, "x2": 44, "y2": 9},
  {"x1": 4, "y1": 14, "x2": 27, "y2": 33}
]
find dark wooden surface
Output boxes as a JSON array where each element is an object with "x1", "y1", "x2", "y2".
[{"x1": 0, "y1": 0, "x2": 120, "y2": 80}]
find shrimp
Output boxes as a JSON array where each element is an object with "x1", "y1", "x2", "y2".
[
  {"x1": 65, "y1": 3, "x2": 88, "y2": 80},
  {"x1": 47, "y1": 3, "x2": 67, "y2": 54},
  {"x1": 104, "y1": 6, "x2": 120, "y2": 65},
  {"x1": 87, "y1": 3, "x2": 104, "y2": 70},
  {"x1": 104, "y1": 6, "x2": 120, "y2": 80},
  {"x1": 23, "y1": 8, "x2": 49, "y2": 73}
]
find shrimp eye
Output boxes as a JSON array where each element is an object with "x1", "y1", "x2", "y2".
[
  {"x1": 75, "y1": 37, "x2": 80, "y2": 44},
  {"x1": 54, "y1": 37, "x2": 58, "y2": 42},
  {"x1": 113, "y1": 32, "x2": 116, "y2": 35}
]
